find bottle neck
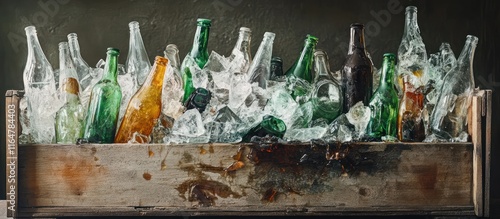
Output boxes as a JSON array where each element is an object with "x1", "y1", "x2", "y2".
[
  {"x1": 232, "y1": 31, "x2": 251, "y2": 55},
  {"x1": 270, "y1": 60, "x2": 284, "y2": 77},
  {"x1": 314, "y1": 54, "x2": 330, "y2": 77},
  {"x1": 288, "y1": 38, "x2": 317, "y2": 81},
  {"x1": 128, "y1": 26, "x2": 150, "y2": 63},
  {"x1": 142, "y1": 56, "x2": 168, "y2": 88},
  {"x1": 380, "y1": 56, "x2": 396, "y2": 87},
  {"x1": 67, "y1": 35, "x2": 88, "y2": 66},
  {"x1": 403, "y1": 10, "x2": 420, "y2": 38},
  {"x1": 26, "y1": 29, "x2": 46, "y2": 62},
  {"x1": 164, "y1": 45, "x2": 180, "y2": 68},
  {"x1": 190, "y1": 24, "x2": 210, "y2": 67},
  {"x1": 59, "y1": 44, "x2": 74, "y2": 71},
  {"x1": 103, "y1": 53, "x2": 119, "y2": 82},
  {"x1": 348, "y1": 27, "x2": 365, "y2": 54},
  {"x1": 458, "y1": 36, "x2": 478, "y2": 84}
]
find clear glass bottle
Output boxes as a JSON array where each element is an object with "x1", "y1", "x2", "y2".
[
  {"x1": 126, "y1": 21, "x2": 151, "y2": 87},
  {"x1": 67, "y1": 33, "x2": 92, "y2": 91},
  {"x1": 429, "y1": 35, "x2": 478, "y2": 139},
  {"x1": 181, "y1": 18, "x2": 211, "y2": 103},
  {"x1": 341, "y1": 23, "x2": 373, "y2": 113},
  {"x1": 55, "y1": 42, "x2": 85, "y2": 144},
  {"x1": 396, "y1": 6, "x2": 428, "y2": 94},
  {"x1": 162, "y1": 44, "x2": 185, "y2": 119},
  {"x1": 247, "y1": 32, "x2": 276, "y2": 88},
  {"x1": 285, "y1": 34, "x2": 318, "y2": 83},
  {"x1": 23, "y1": 26, "x2": 59, "y2": 144},
  {"x1": 366, "y1": 53, "x2": 399, "y2": 139},
  {"x1": 115, "y1": 56, "x2": 168, "y2": 143},
  {"x1": 228, "y1": 27, "x2": 252, "y2": 74},
  {"x1": 311, "y1": 50, "x2": 342, "y2": 123},
  {"x1": 83, "y1": 48, "x2": 122, "y2": 143}
]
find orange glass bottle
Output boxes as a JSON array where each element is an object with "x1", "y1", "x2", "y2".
[
  {"x1": 397, "y1": 75, "x2": 425, "y2": 142},
  {"x1": 115, "y1": 56, "x2": 168, "y2": 143}
]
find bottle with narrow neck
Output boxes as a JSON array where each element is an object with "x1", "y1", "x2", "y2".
[
  {"x1": 23, "y1": 25, "x2": 58, "y2": 144},
  {"x1": 397, "y1": 75, "x2": 425, "y2": 142},
  {"x1": 229, "y1": 27, "x2": 252, "y2": 73},
  {"x1": 429, "y1": 35, "x2": 478, "y2": 140},
  {"x1": 55, "y1": 42, "x2": 85, "y2": 144},
  {"x1": 162, "y1": 44, "x2": 185, "y2": 119},
  {"x1": 126, "y1": 21, "x2": 151, "y2": 87},
  {"x1": 115, "y1": 56, "x2": 168, "y2": 143},
  {"x1": 181, "y1": 18, "x2": 211, "y2": 103},
  {"x1": 67, "y1": 33, "x2": 92, "y2": 91},
  {"x1": 341, "y1": 23, "x2": 373, "y2": 113},
  {"x1": 83, "y1": 48, "x2": 122, "y2": 143},
  {"x1": 311, "y1": 50, "x2": 342, "y2": 123},
  {"x1": 366, "y1": 53, "x2": 399, "y2": 139},
  {"x1": 247, "y1": 32, "x2": 275, "y2": 89},
  {"x1": 396, "y1": 6, "x2": 427, "y2": 94},
  {"x1": 285, "y1": 34, "x2": 318, "y2": 83}
]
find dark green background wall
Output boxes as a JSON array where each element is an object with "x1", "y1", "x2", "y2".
[{"x1": 0, "y1": 0, "x2": 498, "y2": 216}]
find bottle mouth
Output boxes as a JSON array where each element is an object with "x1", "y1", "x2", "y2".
[
  {"x1": 466, "y1": 35, "x2": 479, "y2": 43},
  {"x1": 350, "y1": 23, "x2": 364, "y2": 28},
  {"x1": 67, "y1": 33, "x2": 78, "y2": 39},
  {"x1": 271, "y1": 56, "x2": 283, "y2": 63},
  {"x1": 129, "y1": 21, "x2": 140, "y2": 29},
  {"x1": 197, "y1": 18, "x2": 212, "y2": 26},
  {"x1": 383, "y1": 53, "x2": 396, "y2": 58},
  {"x1": 58, "y1": 42, "x2": 69, "y2": 49},
  {"x1": 306, "y1": 34, "x2": 319, "y2": 43},
  {"x1": 239, "y1": 27, "x2": 251, "y2": 33},
  {"x1": 155, "y1": 56, "x2": 168, "y2": 65},
  {"x1": 264, "y1": 32, "x2": 276, "y2": 39},
  {"x1": 314, "y1": 49, "x2": 327, "y2": 56},
  {"x1": 107, "y1": 47, "x2": 120, "y2": 55},
  {"x1": 24, "y1": 26, "x2": 36, "y2": 33},
  {"x1": 165, "y1": 44, "x2": 179, "y2": 52},
  {"x1": 406, "y1": 6, "x2": 417, "y2": 13}
]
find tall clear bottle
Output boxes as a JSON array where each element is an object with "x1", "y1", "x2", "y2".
[
  {"x1": 115, "y1": 56, "x2": 168, "y2": 143},
  {"x1": 181, "y1": 18, "x2": 211, "y2": 103},
  {"x1": 285, "y1": 34, "x2": 318, "y2": 83},
  {"x1": 396, "y1": 6, "x2": 428, "y2": 94},
  {"x1": 311, "y1": 50, "x2": 342, "y2": 123},
  {"x1": 341, "y1": 23, "x2": 373, "y2": 113},
  {"x1": 23, "y1": 26, "x2": 59, "y2": 144},
  {"x1": 126, "y1": 21, "x2": 151, "y2": 87},
  {"x1": 366, "y1": 53, "x2": 399, "y2": 139},
  {"x1": 228, "y1": 27, "x2": 252, "y2": 74},
  {"x1": 162, "y1": 44, "x2": 185, "y2": 119},
  {"x1": 429, "y1": 35, "x2": 478, "y2": 140},
  {"x1": 83, "y1": 48, "x2": 122, "y2": 143},
  {"x1": 247, "y1": 32, "x2": 276, "y2": 88},
  {"x1": 67, "y1": 33, "x2": 92, "y2": 91},
  {"x1": 55, "y1": 42, "x2": 85, "y2": 144}
]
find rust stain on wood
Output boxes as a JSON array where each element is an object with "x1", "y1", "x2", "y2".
[
  {"x1": 262, "y1": 187, "x2": 278, "y2": 202},
  {"x1": 57, "y1": 155, "x2": 105, "y2": 196},
  {"x1": 143, "y1": 172, "x2": 152, "y2": 181},
  {"x1": 199, "y1": 146, "x2": 208, "y2": 155},
  {"x1": 176, "y1": 179, "x2": 242, "y2": 207},
  {"x1": 208, "y1": 144, "x2": 215, "y2": 153},
  {"x1": 224, "y1": 161, "x2": 245, "y2": 172},
  {"x1": 148, "y1": 146, "x2": 154, "y2": 157}
]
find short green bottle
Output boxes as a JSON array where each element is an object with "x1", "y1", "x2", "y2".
[
  {"x1": 366, "y1": 53, "x2": 399, "y2": 139},
  {"x1": 242, "y1": 115, "x2": 287, "y2": 142},
  {"x1": 83, "y1": 48, "x2": 122, "y2": 143},
  {"x1": 181, "y1": 18, "x2": 211, "y2": 103}
]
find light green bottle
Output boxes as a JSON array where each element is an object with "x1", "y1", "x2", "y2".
[
  {"x1": 55, "y1": 42, "x2": 85, "y2": 144},
  {"x1": 83, "y1": 48, "x2": 122, "y2": 143},
  {"x1": 366, "y1": 53, "x2": 399, "y2": 139},
  {"x1": 181, "y1": 18, "x2": 211, "y2": 103}
]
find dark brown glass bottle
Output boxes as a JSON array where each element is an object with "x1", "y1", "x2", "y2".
[{"x1": 341, "y1": 23, "x2": 373, "y2": 113}]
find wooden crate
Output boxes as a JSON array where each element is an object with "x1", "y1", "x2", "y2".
[{"x1": 4, "y1": 89, "x2": 492, "y2": 218}]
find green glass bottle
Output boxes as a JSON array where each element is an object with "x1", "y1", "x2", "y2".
[
  {"x1": 181, "y1": 18, "x2": 211, "y2": 103},
  {"x1": 55, "y1": 42, "x2": 85, "y2": 144},
  {"x1": 366, "y1": 53, "x2": 399, "y2": 139},
  {"x1": 242, "y1": 115, "x2": 287, "y2": 142},
  {"x1": 285, "y1": 34, "x2": 318, "y2": 83},
  {"x1": 83, "y1": 48, "x2": 122, "y2": 143}
]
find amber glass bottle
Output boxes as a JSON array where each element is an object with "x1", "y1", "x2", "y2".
[{"x1": 114, "y1": 56, "x2": 168, "y2": 143}]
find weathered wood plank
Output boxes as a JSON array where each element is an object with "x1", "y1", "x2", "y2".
[
  {"x1": 484, "y1": 90, "x2": 492, "y2": 217},
  {"x1": 17, "y1": 206, "x2": 476, "y2": 217},
  {"x1": 18, "y1": 142, "x2": 473, "y2": 210},
  {"x1": 471, "y1": 91, "x2": 483, "y2": 217}
]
